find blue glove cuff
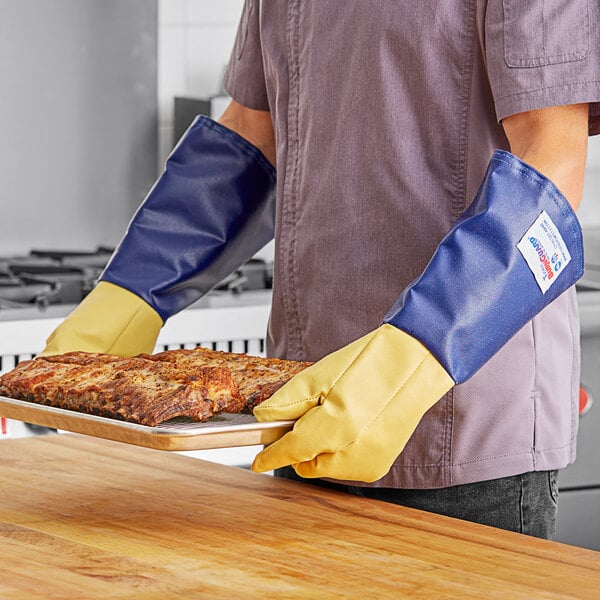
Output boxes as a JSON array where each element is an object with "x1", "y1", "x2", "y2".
[
  {"x1": 384, "y1": 150, "x2": 583, "y2": 384},
  {"x1": 100, "y1": 116, "x2": 276, "y2": 322}
]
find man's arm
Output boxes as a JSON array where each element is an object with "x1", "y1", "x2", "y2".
[
  {"x1": 502, "y1": 103, "x2": 589, "y2": 210},
  {"x1": 251, "y1": 105, "x2": 588, "y2": 482},
  {"x1": 219, "y1": 100, "x2": 276, "y2": 167}
]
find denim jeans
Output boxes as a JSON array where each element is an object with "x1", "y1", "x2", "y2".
[{"x1": 275, "y1": 467, "x2": 559, "y2": 540}]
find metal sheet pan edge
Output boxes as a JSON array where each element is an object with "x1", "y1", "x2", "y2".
[{"x1": 0, "y1": 396, "x2": 294, "y2": 451}]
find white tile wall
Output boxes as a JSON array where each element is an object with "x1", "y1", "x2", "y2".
[
  {"x1": 588, "y1": 135, "x2": 600, "y2": 171},
  {"x1": 0, "y1": 0, "x2": 159, "y2": 255},
  {"x1": 580, "y1": 136, "x2": 600, "y2": 228},
  {"x1": 158, "y1": 0, "x2": 244, "y2": 167}
]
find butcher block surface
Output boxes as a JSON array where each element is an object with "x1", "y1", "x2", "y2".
[{"x1": 0, "y1": 435, "x2": 598, "y2": 599}]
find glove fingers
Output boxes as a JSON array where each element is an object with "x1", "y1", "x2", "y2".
[
  {"x1": 256, "y1": 425, "x2": 395, "y2": 482},
  {"x1": 293, "y1": 452, "x2": 387, "y2": 483},
  {"x1": 252, "y1": 404, "x2": 355, "y2": 473},
  {"x1": 252, "y1": 427, "x2": 319, "y2": 473}
]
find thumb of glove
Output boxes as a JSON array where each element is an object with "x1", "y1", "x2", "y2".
[{"x1": 252, "y1": 330, "x2": 379, "y2": 422}]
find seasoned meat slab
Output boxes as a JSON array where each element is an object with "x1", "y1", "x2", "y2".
[
  {"x1": 0, "y1": 352, "x2": 243, "y2": 426},
  {"x1": 140, "y1": 347, "x2": 312, "y2": 412},
  {"x1": 0, "y1": 348, "x2": 311, "y2": 426}
]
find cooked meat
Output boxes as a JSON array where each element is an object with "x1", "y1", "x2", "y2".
[
  {"x1": 140, "y1": 347, "x2": 312, "y2": 412},
  {"x1": 0, "y1": 352, "x2": 243, "y2": 426},
  {"x1": 0, "y1": 348, "x2": 311, "y2": 425}
]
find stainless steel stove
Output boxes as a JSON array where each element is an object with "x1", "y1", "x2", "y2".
[{"x1": 0, "y1": 248, "x2": 272, "y2": 310}]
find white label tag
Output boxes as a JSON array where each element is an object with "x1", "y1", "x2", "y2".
[{"x1": 517, "y1": 211, "x2": 571, "y2": 294}]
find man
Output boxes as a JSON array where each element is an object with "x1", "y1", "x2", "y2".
[{"x1": 44, "y1": 2, "x2": 600, "y2": 538}]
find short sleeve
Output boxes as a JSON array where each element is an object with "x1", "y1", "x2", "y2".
[
  {"x1": 223, "y1": 0, "x2": 270, "y2": 111},
  {"x1": 484, "y1": 0, "x2": 600, "y2": 135}
]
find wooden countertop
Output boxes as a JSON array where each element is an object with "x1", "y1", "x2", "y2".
[{"x1": 0, "y1": 435, "x2": 598, "y2": 599}]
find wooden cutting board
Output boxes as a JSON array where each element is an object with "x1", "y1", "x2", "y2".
[{"x1": 0, "y1": 434, "x2": 598, "y2": 599}]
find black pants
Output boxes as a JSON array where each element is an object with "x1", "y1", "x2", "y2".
[{"x1": 275, "y1": 467, "x2": 559, "y2": 539}]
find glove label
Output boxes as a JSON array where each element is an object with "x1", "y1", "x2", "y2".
[{"x1": 517, "y1": 210, "x2": 572, "y2": 294}]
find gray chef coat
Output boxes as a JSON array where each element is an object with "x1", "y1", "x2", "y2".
[{"x1": 224, "y1": 0, "x2": 600, "y2": 488}]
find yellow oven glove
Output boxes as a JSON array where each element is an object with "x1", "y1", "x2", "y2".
[
  {"x1": 251, "y1": 324, "x2": 454, "y2": 482},
  {"x1": 40, "y1": 281, "x2": 163, "y2": 357}
]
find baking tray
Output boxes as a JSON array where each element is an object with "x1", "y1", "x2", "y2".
[{"x1": 0, "y1": 395, "x2": 294, "y2": 451}]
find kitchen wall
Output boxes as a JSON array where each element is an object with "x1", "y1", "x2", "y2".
[
  {"x1": 156, "y1": 0, "x2": 274, "y2": 259},
  {"x1": 579, "y1": 136, "x2": 600, "y2": 229},
  {"x1": 157, "y1": 0, "x2": 244, "y2": 168},
  {"x1": 0, "y1": 0, "x2": 158, "y2": 255},
  {"x1": 0, "y1": 0, "x2": 244, "y2": 256}
]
